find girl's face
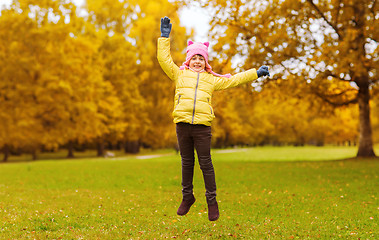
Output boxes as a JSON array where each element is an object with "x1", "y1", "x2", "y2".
[{"x1": 189, "y1": 54, "x2": 206, "y2": 72}]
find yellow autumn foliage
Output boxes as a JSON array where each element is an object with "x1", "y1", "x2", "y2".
[{"x1": 0, "y1": 0, "x2": 377, "y2": 159}]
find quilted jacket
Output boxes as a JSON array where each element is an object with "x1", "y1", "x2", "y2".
[{"x1": 157, "y1": 37, "x2": 258, "y2": 126}]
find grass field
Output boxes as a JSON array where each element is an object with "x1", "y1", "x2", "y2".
[{"x1": 0, "y1": 146, "x2": 378, "y2": 239}]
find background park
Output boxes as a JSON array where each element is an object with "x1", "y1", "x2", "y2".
[{"x1": 0, "y1": 0, "x2": 378, "y2": 239}]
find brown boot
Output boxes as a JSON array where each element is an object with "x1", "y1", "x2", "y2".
[
  {"x1": 208, "y1": 202, "x2": 219, "y2": 221},
  {"x1": 177, "y1": 196, "x2": 196, "y2": 216}
]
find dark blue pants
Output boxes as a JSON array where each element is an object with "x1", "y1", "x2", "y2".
[{"x1": 176, "y1": 122, "x2": 217, "y2": 205}]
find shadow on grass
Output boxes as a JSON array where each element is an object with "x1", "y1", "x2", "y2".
[
  {"x1": 2, "y1": 146, "x2": 378, "y2": 164},
  {"x1": 341, "y1": 156, "x2": 379, "y2": 162},
  {"x1": 1, "y1": 149, "x2": 178, "y2": 164},
  {"x1": 0, "y1": 150, "x2": 131, "y2": 164}
]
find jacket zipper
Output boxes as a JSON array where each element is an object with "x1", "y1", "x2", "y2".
[
  {"x1": 208, "y1": 98, "x2": 213, "y2": 114},
  {"x1": 175, "y1": 95, "x2": 181, "y2": 110},
  {"x1": 192, "y1": 72, "x2": 200, "y2": 124}
]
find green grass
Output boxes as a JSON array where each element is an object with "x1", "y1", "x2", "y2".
[{"x1": 0, "y1": 146, "x2": 378, "y2": 239}]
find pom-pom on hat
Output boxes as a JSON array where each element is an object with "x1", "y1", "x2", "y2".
[{"x1": 179, "y1": 40, "x2": 231, "y2": 78}]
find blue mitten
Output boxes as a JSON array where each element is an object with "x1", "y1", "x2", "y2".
[
  {"x1": 257, "y1": 66, "x2": 270, "y2": 77},
  {"x1": 160, "y1": 16, "x2": 172, "y2": 38}
]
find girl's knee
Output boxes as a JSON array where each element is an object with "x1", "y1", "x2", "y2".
[{"x1": 199, "y1": 158, "x2": 214, "y2": 171}]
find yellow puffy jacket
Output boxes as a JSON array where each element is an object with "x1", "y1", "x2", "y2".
[{"x1": 157, "y1": 37, "x2": 258, "y2": 126}]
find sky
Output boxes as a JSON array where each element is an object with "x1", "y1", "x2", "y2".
[
  {"x1": 1, "y1": 0, "x2": 211, "y2": 42},
  {"x1": 177, "y1": 3, "x2": 211, "y2": 42}
]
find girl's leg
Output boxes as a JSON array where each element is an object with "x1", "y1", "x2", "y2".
[
  {"x1": 192, "y1": 125, "x2": 217, "y2": 205},
  {"x1": 176, "y1": 123, "x2": 195, "y2": 201}
]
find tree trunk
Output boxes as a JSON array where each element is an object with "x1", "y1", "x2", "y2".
[
  {"x1": 67, "y1": 141, "x2": 75, "y2": 158},
  {"x1": 32, "y1": 149, "x2": 38, "y2": 161},
  {"x1": 97, "y1": 139, "x2": 105, "y2": 157},
  {"x1": 2, "y1": 145, "x2": 9, "y2": 162},
  {"x1": 124, "y1": 140, "x2": 140, "y2": 154},
  {"x1": 357, "y1": 83, "x2": 376, "y2": 157}
]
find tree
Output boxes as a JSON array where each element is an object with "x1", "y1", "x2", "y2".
[
  {"x1": 0, "y1": 0, "x2": 124, "y2": 160},
  {"x1": 85, "y1": 0, "x2": 141, "y2": 153},
  {"x1": 199, "y1": 0, "x2": 378, "y2": 157},
  {"x1": 127, "y1": 0, "x2": 189, "y2": 149},
  {"x1": 211, "y1": 86, "x2": 257, "y2": 147},
  {"x1": 210, "y1": 74, "x2": 359, "y2": 147},
  {"x1": 84, "y1": 0, "x2": 191, "y2": 151},
  {"x1": 371, "y1": 87, "x2": 379, "y2": 143},
  {"x1": 252, "y1": 77, "x2": 359, "y2": 146}
]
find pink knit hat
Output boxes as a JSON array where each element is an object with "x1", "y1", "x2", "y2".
[{"x1": 179, "y1": 40, "x2": 231, "y2": 78}]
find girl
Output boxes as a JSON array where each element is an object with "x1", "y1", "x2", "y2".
[{"x1": 157, "y1": 17, "x2": 269, "y2": 221}]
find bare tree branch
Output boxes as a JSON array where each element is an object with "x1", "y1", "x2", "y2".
[
  {"x1": 311, "y1": 87, "x2": 358, "y2": 106},
  {"x1": 306, "y1": 0, "x2": 342, "y2": 39}
]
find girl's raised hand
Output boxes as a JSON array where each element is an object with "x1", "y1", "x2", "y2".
[
  {"x1": 257, "y1": 66, "x2": 270, "y2": 77},
  {"x1": 160, "y1": 16, "x2": 172, "y2": 38}
]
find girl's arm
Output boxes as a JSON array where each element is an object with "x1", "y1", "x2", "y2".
[
  {"x1": 157, "y1": 17, "x2": 179, "y2": 81},
  {"x1": 157, "y1": 37, "x2": 180, "y2": 81},
  {"x1": 214, "y1": 68, "x2": 258, "y2": 90}
]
